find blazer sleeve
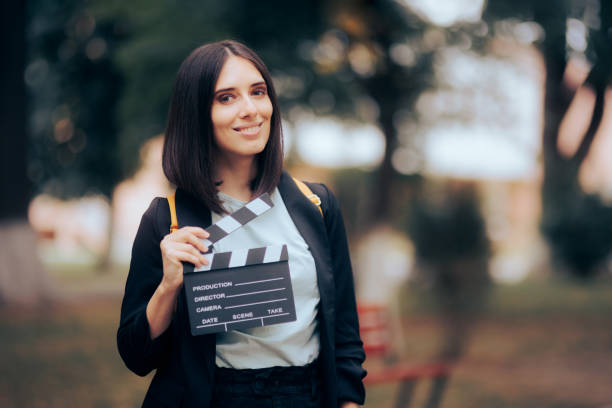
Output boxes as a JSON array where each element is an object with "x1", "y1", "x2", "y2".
[
  {"x1": 318, "y1": 184, "x2": 367, "y2": 405},
  {"x1": 117, "y1": 198, "x2": 173, "y2": 376}
]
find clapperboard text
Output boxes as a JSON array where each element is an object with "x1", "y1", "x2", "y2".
[{"x1": 182, "y1": 193, "x2": 297, "y2": 336}]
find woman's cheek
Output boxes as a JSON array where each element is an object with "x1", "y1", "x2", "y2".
[
  {"x1": 212, "y1": 104, "x2": 238, "y2": 127},
  {"x1": 260, "y1": 98, "x2": 273, "y2": 118}
]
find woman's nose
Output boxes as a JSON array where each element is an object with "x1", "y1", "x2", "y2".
[{"x1": 240, "y1": 96, "x2": 257, "y2": 117}]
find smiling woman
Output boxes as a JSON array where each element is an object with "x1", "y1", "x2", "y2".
[
  {"x1": 160, "y1": 41, "x2": 284, "y2": 215},
  {"x1": 117, "y1": 40, "x2": 366, "y2": 408},
  {"x1": 211, "y1": 56, "x2": 273, "y2": 178}
]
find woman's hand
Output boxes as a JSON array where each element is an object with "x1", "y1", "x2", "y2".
[
  {"x1": 341, "y1": 402, "x2": 360, "y2": 408},
  {"x1": 147, "y1": 226, "x2": 210, "y2": 339},
  {"x1": 159, "y1": 226, "x2": 210, "y2": 291}
]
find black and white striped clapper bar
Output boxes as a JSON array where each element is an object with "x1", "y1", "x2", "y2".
[
  {"x1": 182, "y1": 193, "x2": 297, "y2": 336},
  {"x1": 198, "y1": 193, "x2": 274, "y2": 253}
]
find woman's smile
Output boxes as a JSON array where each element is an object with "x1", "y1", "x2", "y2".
[{"x1": 233, "y1": 122, "x2": 264, "y2": 137}]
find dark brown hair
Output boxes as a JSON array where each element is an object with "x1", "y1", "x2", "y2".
[{"x1": 162, "y1": 40, "x2": 283, "y2": 213}]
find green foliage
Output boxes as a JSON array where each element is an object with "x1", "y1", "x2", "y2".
[
  {"x1": 104, "y1": 0, "x2": 438, "y2": 178},
  {"x1": 25, "y1": 0, "x2": 439, "y2": 205},
  {"x1": 26, "y1": 0, "x2": 612, "y2": 280},
  {"x1": 26, "y1": 0, "x2": 124, "y2": 198},
  {"x1": 96, "y1": 0, "x2": 237, "y2": 177}
]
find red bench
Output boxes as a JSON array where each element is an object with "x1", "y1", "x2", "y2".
[{"x1": 358, "y1": 304, "x2": 452, "y2": 408}]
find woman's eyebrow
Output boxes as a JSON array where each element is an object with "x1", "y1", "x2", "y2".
[
  {"x1": 214, "y1": 87, "x2": 235, "y2": 95},
  {"x1": 215, "y1": 82, "x2": 266, "y2": 95}
]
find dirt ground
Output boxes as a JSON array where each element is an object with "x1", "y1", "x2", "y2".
[
  {"x1": 364, "y1": 311, "x2": 612, "y2": 408},
  {"x1": 1, "y1": 274, "x2": 612, "y2": 408}
]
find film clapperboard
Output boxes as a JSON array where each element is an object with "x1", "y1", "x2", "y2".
[{"x1": 182, "y1": 193, "x2": 297, "y2": 336}]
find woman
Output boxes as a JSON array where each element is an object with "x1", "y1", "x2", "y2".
[{"x1": 117, "y1": 40, "x2": 366, "y2": 408}]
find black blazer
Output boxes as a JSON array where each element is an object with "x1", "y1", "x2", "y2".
[{"x1": 117, "y1": 171, "x2": 366, "y2": 407}]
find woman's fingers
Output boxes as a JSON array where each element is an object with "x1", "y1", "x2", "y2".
[
  {"x1": 183, "y1": 232, "x2": 209, "y2": 253},
  {"x1": 166, "y1": 247, "x2": 208, "y2": 267},
  {"x1": 181, "y1": 226, "x2": 209, "y2": 239},
  {"x1": 162, "y1": 228, "x2": 209, "y2": 253},
  {"x1": 171, "y1": 243, "x2": 209, "y2": 266},
  {"x1": 168, "y1": 227, "x2": 209, "y2": 253},
  {"x1": 161, "y1": 225, "x2": 211, "y2": 272},
  {"x1": 164, "y1": 237, "x2": 208, "y2": 259}
]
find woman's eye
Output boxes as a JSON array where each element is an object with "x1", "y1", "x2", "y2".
[
  {"x1": 252, "y1": 87, "x2": 267, "y2": 96},
  {"x1": 217, "y1": 94, "x2": 235, "y2": 103}
]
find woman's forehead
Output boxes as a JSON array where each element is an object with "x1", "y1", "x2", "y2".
[{"x1": 215, "y1": 56, "x2": 264, "y2": 90}]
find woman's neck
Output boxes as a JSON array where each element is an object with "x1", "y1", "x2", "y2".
[{"x1": 214, "y1": 156, "x2": 257, "y2": 202}]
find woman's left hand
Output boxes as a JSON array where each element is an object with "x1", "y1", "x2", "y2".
[{"x1": 341, "y1": 402, "x2": 360, "y2": 408}]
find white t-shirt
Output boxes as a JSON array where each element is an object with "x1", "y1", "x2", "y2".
[{"x1": 213, "y1": 188, "x2": 321, "y2": 368}]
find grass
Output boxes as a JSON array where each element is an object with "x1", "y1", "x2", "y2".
[{"x1": 2, "y1": 269, "x2": 612, "y2": 407}]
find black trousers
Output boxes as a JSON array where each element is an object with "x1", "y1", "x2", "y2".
[{"x1": 211, "y1": 360, "x2": 321, "y2": 408}]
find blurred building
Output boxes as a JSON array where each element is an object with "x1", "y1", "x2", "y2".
[
  {"x1": 111, "y1": 136, "x2": 171, "y2": 262},
  {"x1": 29, "y1": 136, "x2": 170, "y2": 266}
]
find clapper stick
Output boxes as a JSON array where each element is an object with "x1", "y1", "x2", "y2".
[
  {"x1": 198, "y1": 193, "x2": 274, "y2": 253},
  {"x1": 191, "y1": 245, "x2": 289, "y2": 273}
]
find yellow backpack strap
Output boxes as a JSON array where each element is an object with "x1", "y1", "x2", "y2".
[
  {"x1": 167, "y1": 191, "x2": 179, "y2": 233},
  {"x1": 293, "y1": 177, "x2": 323, "y2": 217}
]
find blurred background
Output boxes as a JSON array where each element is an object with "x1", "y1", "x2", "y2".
[{"x1": 1, "y1": 0, "x2": 612, "y2": 406}]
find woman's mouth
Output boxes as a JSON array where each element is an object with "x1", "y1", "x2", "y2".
[{"x1": 234, "y1": 123, "x2": 263, "y2": 136}]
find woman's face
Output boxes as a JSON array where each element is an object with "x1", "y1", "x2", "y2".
[{"x1": 211, "y1": 55, "x2": 273, "y2": 163}]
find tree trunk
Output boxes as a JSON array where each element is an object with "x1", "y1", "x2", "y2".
[
  {"x1": 536, "y1": 2, "x2": 573, "y2": 194},
  {"x1": 0, "y1": 0, "x2": 49, "y2": 305},
  {"x1": 538, "y1": 0, "x2": 612, "y2": 278},
  {"x1": 1, "y1": 0, "x2": 29, "y2": 219},
  {"x1": 373, "y1": 110, "x2": 397, "y2": 223}
]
